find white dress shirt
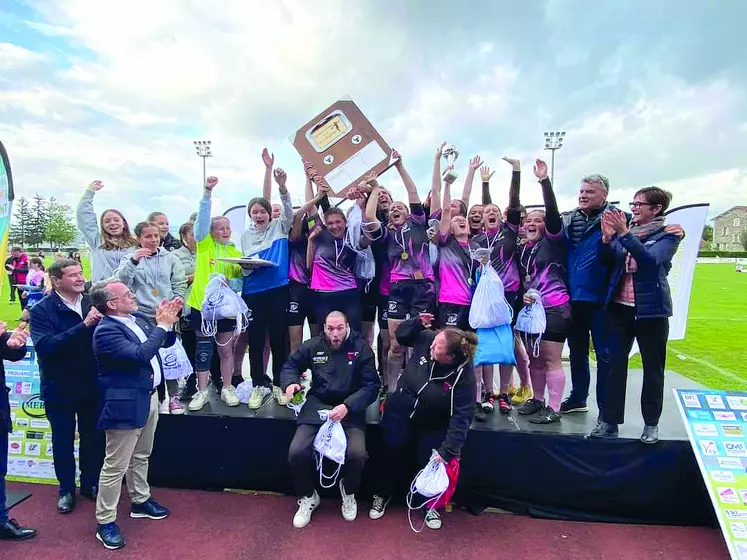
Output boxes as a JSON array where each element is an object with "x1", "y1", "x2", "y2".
[
  {"x1": 110, "y1": 315, "x2": 163, "y2": 389},
  {"x1": 58, "y1": 292, "x2": 83, "y2": 318}
]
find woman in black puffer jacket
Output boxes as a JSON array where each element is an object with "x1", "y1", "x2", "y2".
[{"x1": 369, "y1": 313, "x2": 477, "y2": 530}]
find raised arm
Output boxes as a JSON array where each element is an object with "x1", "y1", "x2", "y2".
[
  {"x1": 261, "y1": 148, "x2": 274, "y2": 201},
  {"x1": 533, "y1": 159, "x2": 561, "y2": 235},
  {"x1": 460, "y1": 155, "x2": 483, "y2": 205},
  {"x1": 393, "y1": 150, "x2": 420, "y2": 204},
  {"x1": 440, "y1": 179, "x2": 455, "y2": 236},
  {"x1": 306, "y1": 227, "x2": 321, "y2": 271},
  {"x1": 76, "y1": 181, "x2": 104, "y2": 249},
  {"x1": 479, "y1": 165, "x2": 494, "y2": 205},
  {"x1": 503, "y1": 157, "x2": 522, "y2": 226},
  {"x1": 430, "y1": 143, "x2": 446, "y2": 214},
  {"x1": 193, "y1": 176, "x2": 218, "y2": 242},
  {"x1": 273, "y1": 167, "x2": 294, "y2": 234}
]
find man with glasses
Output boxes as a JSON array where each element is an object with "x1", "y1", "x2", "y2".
[{"x1": 88, "y1": 280, "x2": 182, "y2": 550}]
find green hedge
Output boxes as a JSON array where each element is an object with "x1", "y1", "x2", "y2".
[{"x1": 698, "y1": 251, "x2": 747, "y2": 258}]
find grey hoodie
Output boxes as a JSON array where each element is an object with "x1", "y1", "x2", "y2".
[
  {"x1": 113, "y1": 247, "x2": 187, "y2": 320},
  {"x1": 76, "y1": 189, "x2": 136, "y2": 282}
]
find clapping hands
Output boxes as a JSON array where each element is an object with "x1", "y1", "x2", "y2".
[{"x1": 155, "y1": 298, "x2": 183, "y2": 327}]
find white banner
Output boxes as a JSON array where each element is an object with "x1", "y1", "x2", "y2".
[
  {"x1": 664, "y1": 203, "x2": 709, "y2": 341},
  {"x1": 222, "y1": 205, "x2": 246, "y2": 247}
]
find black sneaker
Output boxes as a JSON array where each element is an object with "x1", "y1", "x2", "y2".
[
  {"x1": 641, "y1": 425, "x2": 659, "y2": 444},
  {"x1": 474, "y1": 402, "x2": 487, "y2": 422},
  {"x1": 518, "y1": 398, "x2": 544, "y2": 416},
  {"x1": 560, "y1": 398, "x2": 588, "y2": 414},
  {"x1": 178, "y1": 384, "x2": 197, "y2": 402},
  {"x1": 130, "y1": 498, "x2": 169, "y2": 520},
  {"x1": 530, "y1": 406, "x2": 562, "y2": 424},
  {"x1": 369, "y1": 494, "x2": 391, "y2": 520},
  {"x1": 96, "y1": 522, "x2": 125, "y2": 550},
  {"x1": 589, "y1": 421, "x2": 619, "y2": 439}
]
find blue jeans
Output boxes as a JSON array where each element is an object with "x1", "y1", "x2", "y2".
[
  {"x1": 1, "y1": 429, "x2": 8, "y2": 523},
  {"x1": 568, "y1": 301, "x2": 610, "y2": 410}
]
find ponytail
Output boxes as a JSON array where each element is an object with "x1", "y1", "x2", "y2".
[{"x1": 442, "y1": 328, "x2": 478, "y2": 363}]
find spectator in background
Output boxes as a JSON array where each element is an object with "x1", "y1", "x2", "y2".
[
  {"x1": 4, "y1": 254, "x2": 17, "y2": 303},
  {"x1": 6, "y1": 247, "x2": 28, "y2": 313},
  {"x1": 77, "y1": 180, "x2": 138, "y2": 282},
  {"x1": 19, "y1": 257, "x2": 46, "y2": 321},
  {"x1": 0, "y1": 321, "x2": 35, "y2": 541},
  {"x1": 147, "y1": 212, "x2": 181, "y2": 252},
  {"x1": 30, "y1": 259, "x2": 105, "y2": 514}
]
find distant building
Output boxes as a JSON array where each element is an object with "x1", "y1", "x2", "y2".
[{"x1": 712, "y1": 206, "x2": 747, "y2": 251}]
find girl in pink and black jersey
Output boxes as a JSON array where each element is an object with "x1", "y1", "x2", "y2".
[
  {"x1": 435, "y1": 174, "x2": 477, "y2": 331},
  {"x1": 516, "y1": 159, "x2": 571, "y2": 425},
  {"x1": 365, "y1": 151, "x2": 438, "y2": 397}
]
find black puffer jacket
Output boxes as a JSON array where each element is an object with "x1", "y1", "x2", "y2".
[
  {"x1": 387, "y1": 318, "x2": 476, "y2": 462},
  {"x1": 279, "y1": 331, "x2": 380, "y2": 428}
]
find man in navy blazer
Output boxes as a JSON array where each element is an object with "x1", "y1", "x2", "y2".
[
  {"x1": 89, "y1": 280, "x2": 182, "y2": 551},
  {"x1": 30, "y1": 259, "x2": 105, "y2": 515}
]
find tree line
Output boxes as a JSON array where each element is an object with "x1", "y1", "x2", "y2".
[{"x1": 9, "y1": 194, "x2": 78, "y2": 249}]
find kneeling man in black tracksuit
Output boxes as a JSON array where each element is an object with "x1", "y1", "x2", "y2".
[{"x1": 281, "y1": 311, "x2": 380, "y2": 528}]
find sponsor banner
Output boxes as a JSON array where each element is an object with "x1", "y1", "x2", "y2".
[{"x1": 675, "y1": 389, "x2": 747, "y2": 559}]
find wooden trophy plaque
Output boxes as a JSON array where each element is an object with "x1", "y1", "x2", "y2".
[{"x1": 291, "y1": 96, "x2": 394, "y2": 194}]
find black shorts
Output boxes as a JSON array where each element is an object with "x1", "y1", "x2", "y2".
[
  {"x1": 190, "y1": 309, "x2": 236, "y2": 334},
  {"x1": 314, "y1": 288, "x2": 362, "y2": 332},
  {"x1": 288, "y1": 280, "x2": 317, "y2": 327},
  {"x1": 436, "y1": 302, "x2": 472, "y2": 331},
  {"x1": 361, "y1": 284, "x2": 378, "y2": 323},
  {"x1": 377, "y1": 294, "x2": 390, "y2": 331},
  {"x1": 387, "y1": 280, "x2": 436, "y2": 321},
  {"x1": 538, "y1": 304, "x2": 572, "y2": 343}
]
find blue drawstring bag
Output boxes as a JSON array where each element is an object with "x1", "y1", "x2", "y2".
[{"x1": 475, "y1": 324, "x2": 517, "y2": 366}]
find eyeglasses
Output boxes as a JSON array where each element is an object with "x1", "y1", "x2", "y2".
[
  {"x1": 629, "y1": 202, "x2": 655, "y2": 210},
  {"x1": 107, "y1": 290, "x2": 136, "y2": 302}
]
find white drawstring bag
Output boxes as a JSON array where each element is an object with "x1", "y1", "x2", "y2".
[
  {"x1": 201, "y1": 275, "x2": 249, "y2": 338},
  {"x1": 158, "y1": 338, "x2": 193, "y2": 380},
  {"x1": 406, "y1": 453, "x2": 450, "y2": 533},
  {"x1": 313, "y1": 410, "x2": 347, "y2": 488},
  {"x1": 469, "y1": 264, "x2": 513, "y2": 329},
  {"x1": 515, "y1": 289, "x2": 547, "y2": 357},
  {"x1": 346, "y1": 204, "x2": 376, "y2": 280},
  {"x1": 235, "y1": 380, "x2": 254, "y2": 404}
]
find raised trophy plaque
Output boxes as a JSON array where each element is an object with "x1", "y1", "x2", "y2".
[{"x1": 291, "y1": 96, "x2": 394, "y2": 194}]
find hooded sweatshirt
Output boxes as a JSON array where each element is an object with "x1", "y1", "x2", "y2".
[
  {"x1": 77, "y1": 189, "x2": 136, "y2": 282},
  {"x1": 113, "y1": 247, "x2": 187, "y2": 321}
]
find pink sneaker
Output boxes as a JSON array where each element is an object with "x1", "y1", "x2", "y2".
[{"x1": 169, "y1": 395, "x2": 185, "y2": 415}]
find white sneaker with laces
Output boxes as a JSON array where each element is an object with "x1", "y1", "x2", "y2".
[
  {"x1": 273, "y1": 385, "x2": 290, "y2": 406},
  {"x1": 339, "y1": 480, "x2": 357, "y2": 521},
  {"x1": 168, "y1": 395, "x2": 185, "y2": 415},
  {"x1": 221, "y1": 386, "x2": 240, "y2": 407},
  {"x1": 424, "y1": 508, "x2": 442, "y2": 530},
  {"x1": 188, "y1": 390, "x2": 209, "y2": 412},
  {"x1": 369, "y1": 494, "x2": 391, "y2": 520},
  {"x1": 248, "y1": 386, "x2": 269, "y2": 410},
  {"x1": 293, "y1": 491, "x2": 320, "y2": 528}
]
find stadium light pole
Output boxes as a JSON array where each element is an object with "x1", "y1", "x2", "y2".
[
  {"x1": 194, "y1": 140, "x2": 212, "y2": 187},
  {"x1": 543, "y1": 131, "x2": 566, "y2": 185}
]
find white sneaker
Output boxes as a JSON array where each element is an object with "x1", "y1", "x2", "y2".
[
  {"x1": 159, "y1": 398, "x2": 170, "y2": 414},
  {"x1": 221, "y1": 386, "x2": 240, "y2": 407},
  {"x1": 293, "y1": 491, "x2": 320, "y2": 528},
  {"x1": 424, "y1": 508, "x2": 442, "y2": 530},
  {"x1": 188, "y1": 390, "x2": 209, "y2": 412},
  {"x1": 248, "y1": 386, "x2": 269, "y2": 410},
  {"x1": 369, "y1": 494, "x2": 391, "y2": 520},
  {"x1": 339, "y1": 480, "x2": 357, "y2": 521},
  {"x1": 273, "y1": 385, "x2": 290, "y2": 406}
]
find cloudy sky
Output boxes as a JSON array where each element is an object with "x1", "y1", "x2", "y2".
[{"x1": 1, "y1": 0, "x2": 746, "y2": 229}]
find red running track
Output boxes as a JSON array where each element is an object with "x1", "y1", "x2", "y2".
[{"x1": 0, "y1": 483, "x2": 729, "y2": 560}]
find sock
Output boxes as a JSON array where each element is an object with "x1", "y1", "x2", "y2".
[{"x1": 545, "y1": 368, "x2": 566, "y2": 412}]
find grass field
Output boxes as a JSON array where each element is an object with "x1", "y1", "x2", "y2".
[{"x1": 1, "y1": 259, "x2": 745, "y2": 391}]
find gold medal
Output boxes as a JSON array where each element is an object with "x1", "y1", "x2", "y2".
[
  {"x1": 152, "y1": 288, "x2": 159, "y2": 296},
  {"x1": 401, "y1": 251, "x2": 409, "y2": 260},
  {"x1": 468, "y1": 278, "x2": 473, "y2": 286}
]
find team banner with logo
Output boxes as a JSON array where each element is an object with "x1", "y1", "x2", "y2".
[
  {"x1": 4, "y1": 338, "x2": 63, "y2": 484},
  {"x1": 675, "y1": 389, "x2": 747, "y2": 560},
  {"x1": 0, "y1": 140, "x2": 15, "y2": 296}
]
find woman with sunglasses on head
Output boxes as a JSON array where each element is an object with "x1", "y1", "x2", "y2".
[
  {"x1": 184, "y1": 176, "x2": 244, "y2": 412},
  {"x1": 515, "y1": 160, "x2": 571, "y2": 425},
  {"x1": 113, "y1": 221, "x2": 187, "y2": 413},
  {"x1": 369, "y1": 313, "x2": 477, "y2": 529},
  {"x1": 365, "y1": 150, "x2": 439, "y2": 404},
  {"x1": 590, "y1": 188, "x2": 680, "y2": 444},
  {"x1": 471, "y1": 157, "x2": 527, "y2": 417},
  {"x1": 77, "y1": 181, "x2": 138, "y2": 282},
  {"x1": 239, "y1": 149, "x2": 295, "y2": 411}
]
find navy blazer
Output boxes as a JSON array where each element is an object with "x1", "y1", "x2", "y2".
[
  {"x1": 1, "y1": 333, "x2": 29, "y2": 433},
  {"x1": 30, "y1": 291, "x2": 99, "y2": 403},
  {"x1": 597, "y1": 228, "x2": 681, "y2": 319},
  {"x1": 93, "y1": 313, "x2": 176, "y2": 430}
]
